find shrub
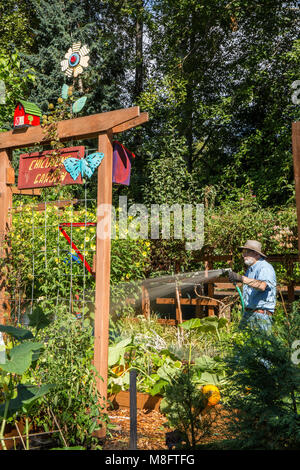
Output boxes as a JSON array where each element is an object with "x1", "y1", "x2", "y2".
[
  {"x1": 33, "y1": 313, "x2": 109, "y2": 448},
  {"x1": 223, "y1": 303, "x2": 300, "y2": 450},
  {"x1": 160, "y1": 365, "x2": 220, "y2": 449}
]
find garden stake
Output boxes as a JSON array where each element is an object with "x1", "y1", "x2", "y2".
[
  {"x1": 49, "y1": 407, "x2": 68, "y2": 448},
  {"x1": 14, "y1": 421, "x2": 26, "y2": 450},
  {"x1": 129, "y1": 369, "x2": 137, "y2": 450}
]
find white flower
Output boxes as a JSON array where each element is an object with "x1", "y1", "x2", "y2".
[{"x1": 61, "y1": 42, "x2": 90, "y2": 78}]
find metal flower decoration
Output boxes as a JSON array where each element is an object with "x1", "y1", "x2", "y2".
[{"x1": 61, "y1": 42, "x2": 90, "y2": 78}]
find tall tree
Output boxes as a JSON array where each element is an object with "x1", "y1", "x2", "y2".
[
  {"x1": 22, "y1": 0, "x2": 128, "y2": 115},
  {"x1": 140, "y1": 0, "x2": 300, "y2": 206}
]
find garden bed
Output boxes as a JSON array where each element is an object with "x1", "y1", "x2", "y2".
[{"x1": 108, "y1": 391, "x2": 162, "y2": 412}]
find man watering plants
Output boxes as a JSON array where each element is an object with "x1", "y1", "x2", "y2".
[{"x1": 227, "y1": 240, "x2": 276, "y2": 332}]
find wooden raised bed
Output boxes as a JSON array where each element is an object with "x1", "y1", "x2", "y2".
[{"x1": 109, "y1": 391, "x2": 162, "y2": 412}]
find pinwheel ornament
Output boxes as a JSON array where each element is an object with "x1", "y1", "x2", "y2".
[{"x1": 61, "y1": 42, "x2": 90, "y2": 78}]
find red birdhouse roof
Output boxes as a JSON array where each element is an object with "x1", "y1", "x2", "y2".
[{"x1": 16, "y1": 100, "x2": 42, "y2": 117}]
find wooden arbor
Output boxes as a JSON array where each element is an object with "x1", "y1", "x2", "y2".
[{"x1": 0, "y1": 106, "x2": 148, "y2": 436}]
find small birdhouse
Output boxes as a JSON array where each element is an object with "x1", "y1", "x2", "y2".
[{"x1": 13, "y1": 100, "x2": 42, "y2": 129}]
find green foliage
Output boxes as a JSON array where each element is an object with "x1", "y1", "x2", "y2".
[
  {"x1": 107, "y1": 333, "x2": 182, "y2": 396},
  {"x1": 160, "y1": 365, "x2": 219, "y2": 449},
  {"x1": 107, "y1": 314, "x2": 229, "y2": 396},
  {"x1": 0, "y1": 318, "x2": 54, "y2": 450},
  {"x1": 0, "y1": 1, "x2": 34, "y2": 54},
  {"x1": 223, "y1": 304, "x2": 300, "y2": 450},
  {"x1": 34, "y1": 312, "x2": 109, "y2": 448},
  {"x1": 0, "y1": 51, "x2": 35, "y2": 131},
  {"x1": 3, "y1": 202, "x2": 151, "y2": 324},
  {"x1": 203, "y1": 190, "x2": 299, "y2": 283},
  {"x1": 21, "y1": 0, "x2": 128, "y2": 115}
]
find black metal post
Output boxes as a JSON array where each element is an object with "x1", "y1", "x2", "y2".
[{"x1": 129, "y1": 368, "x2": 137, "y2": 450}]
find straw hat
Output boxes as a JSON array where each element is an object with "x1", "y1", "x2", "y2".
[{"x1": 239, "y1": 240, "x2": 266, "y2": 258}]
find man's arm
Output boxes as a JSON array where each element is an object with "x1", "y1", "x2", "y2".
[
  {"x1": 242, "y1": 276, "x2": 267, "y2": 291},
  {"x1": 229, "y1": 271, "x2": 267, "y2": 291}
]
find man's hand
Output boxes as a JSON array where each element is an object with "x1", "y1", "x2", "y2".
[{"x1": 228, "y1": 271, "x2": 243, "y2": 283}]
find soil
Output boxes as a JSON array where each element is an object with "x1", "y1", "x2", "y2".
[{"x1": 102, "y1": 405, "x2": 232, "y2": 450}]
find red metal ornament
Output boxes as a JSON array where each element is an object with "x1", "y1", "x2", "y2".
[{"x1": 59, "y1": 222, "x2": 96, "y2": 276}]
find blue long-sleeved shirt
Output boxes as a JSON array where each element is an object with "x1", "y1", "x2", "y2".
[{"x1": 243, "y1": 258, "x2": 277, "y2": 312}]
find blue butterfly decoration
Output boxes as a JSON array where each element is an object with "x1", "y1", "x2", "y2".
[{"x1": 63, "y1": 152, "x2": 104, "y2": 181}]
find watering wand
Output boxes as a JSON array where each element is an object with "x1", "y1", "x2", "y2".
[{"x1": 191, "y1": 267, "x2": 245, "y2": 314}]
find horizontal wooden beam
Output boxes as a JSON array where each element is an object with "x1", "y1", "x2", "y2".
[
  {"x1": 12, "y1": 187, "x2": 41, "y2": 196},
  {"x1": 156, "y1": 297, "x2": 219, "y2": 306},
  {"x1": 112, "y1": 112, "x2": 149, "y2": 134},
  {"x1": 13, "y1": 198, "x2": 77, "y2": 211},
  {"x1": 0, "y1": 107, "x2": 141, "y2": 150}
]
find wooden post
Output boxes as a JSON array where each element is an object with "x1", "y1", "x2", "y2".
[
  {"x1": 175, "y1": 283, "x2": 183, "y2": 324},
  {"x1": 0, "y1": 150, "x2": 13, "y2": 324},
  {"x1": 142, "y1": 284, "x2": 150, "y2": 319},
  {"x1": 94, "y1": 132, "x2": 113, "y2": 438}
]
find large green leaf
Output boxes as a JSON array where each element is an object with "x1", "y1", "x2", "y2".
[
  {"x1": 108, "y1": 337, "x2": 132, "y2": 366},
  {"x1": 179, "y1": 318, "x2": 202, "y2": 330},
  {"x1": 0, "y1": 325, "x2": 33, "y2": 341},
  {"x1": 198, "y1": 322, "x2": 218, "y2": 334},
  {"x1": 0, "y1": 383, "x2": 55, "y2": 418},
  {"x1": 0, "y1": 342, "x2": 43, "y2": 375},
  {"x1": 218, "y1": 317, "x2": 228, "y2": 329},
  {"x1": 149, "y1": 378, "x2": 169, "y2": 396},
  {"x1": 197, "y1": 371, "x2": 219, "y2": 385},
  {"x1": 194, "y1": 355, "x2": 217, "y2": 371},
  {"x1": 28, "y1": 306, "x2": 51, "y2": 331},
  {"x1": 157, "y1": 362, "x2": 180, "y2": 382}
]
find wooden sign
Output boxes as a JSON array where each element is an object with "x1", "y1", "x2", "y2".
[{"x1": 18, "y1": 146, "x2": 85, "y2": 189}]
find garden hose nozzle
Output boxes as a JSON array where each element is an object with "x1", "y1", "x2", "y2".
[
  {"x1": 221, "y1": 268, "x2": 231, "y2": 275},
  {"x1": 222, "y1": 268, "x2": 245, "y2": 314}
]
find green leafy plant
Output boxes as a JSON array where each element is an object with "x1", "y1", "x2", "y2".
[
  {"x1": 33, "y1": 312, "x2": 110, "y2": 449},
  {"x1": 159, "y1": 365, "x2": 220, "y2": 449},
  {"x1": 3, "y1": 203, "x2": 151, "y2": 325},
  {"x1": 223, "y1": 303, "x2": 300, "y2": 450},
  {"x1": 107, "y1": 334, "x2": 182, "y2": 396},
  {"x1": 0, "y1": 310, "x2": 54, "y2": 450}
]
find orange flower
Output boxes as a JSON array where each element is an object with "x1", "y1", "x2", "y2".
[{"x1": 202, "y1": 384, "x2": 221, "y2": 406}]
